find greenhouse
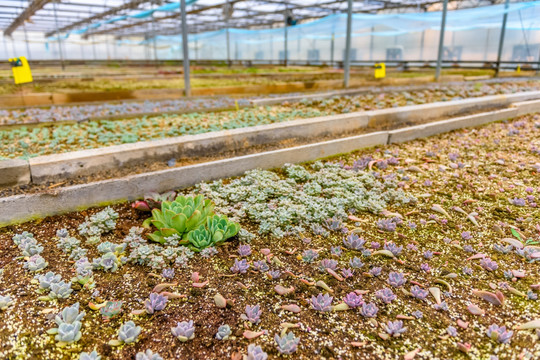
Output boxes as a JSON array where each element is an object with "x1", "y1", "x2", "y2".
[{"x1": 1, "y1": 1, "x2": 540, "y2": 360}]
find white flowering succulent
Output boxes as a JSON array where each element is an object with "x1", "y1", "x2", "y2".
[
  {"x1": 79, "y1": 350, "x2": 101, "y2": 360},
  {"x1": 135, "y1": 349, "x2": 163, "y2": 360},
  {"x1": 110, "y1": 321, "x2": 141, "y2": 346},
  {"x1": 24, "y1": 254, "x2": 48, "y2": 272}
]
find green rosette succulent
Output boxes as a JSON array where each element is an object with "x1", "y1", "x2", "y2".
[
  {"x1": 142, "y1": 195, "x2": 215, "y2": 244},
  {"x1": 187, "y1": 216, "x2": 240, "y2": 251},
  {"x1": 206, "y1": 215, "x2": 240, "y2": 243}
]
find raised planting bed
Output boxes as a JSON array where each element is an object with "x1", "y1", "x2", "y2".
[
  {"x1": 2, "y1": 81, "x2": 540, "y2": 160},
  {"x1": 0, "y1": 112, "x2": 539, "y2": 359}
]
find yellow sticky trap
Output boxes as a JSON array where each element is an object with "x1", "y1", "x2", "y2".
[
  {"x1": 374, "y1": 62, "x2": 386, "y2": 79},
  {"x1": 9, "y1": 56, "x2": 33, "y2": 84},
  {"x1": 516, "y1": 65, "x2": 521, "y2": 74},
  {"x1": 235, "y1": 100, "x2": 239, "y2": 110}
]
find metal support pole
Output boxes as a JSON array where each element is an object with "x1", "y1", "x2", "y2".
[
  {"x1": 53, "y1": 1, "x2": 65, "y2": 70},
  {"x1": 369, "y1": 26, "x2": 374, "y2": 61},
  {"x1": 495, "y1": 0, "x2": 510, "y2": 76},
  {"x1": 330, "y1": 33, "x2": 335, "y2": 65},
  {"x1": 180, "y1": 0, "x2": 191, "y2": 96},
  {"x1": 435, "y1": 0, "x2": 448, "y2": 81},
  {"x1": 419, "y1": 30, "x2": 425, "y2": 61},
  {"x1": 343, "y1": 0, "x2": 353, "y2": 88},
  {"x1": 151, "y1": 13, "x2": 159, "y2": 67},
  {"x1": 23, "y1": 25, "x2": 31, "y2": 60},
  {"x1": 284, "y1": 24, "x2": 288, "y2": 66},
  {"x1": 226, "y1": 27, "x2": 231, "y2": 67}
]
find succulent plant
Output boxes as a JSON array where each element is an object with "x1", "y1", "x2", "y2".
[
  {"x1": 253, "y1": 260, "x2": 269, "y2": 272},
  {"x1": 310, "y1": 293, "x2": 333, "y2": 312},
  {"x1": 375, "y1": 288, "x2": 396, "y2": 304},
  {"x1": 275, "y1": 331, "x2": 300, "y2": 354},
  {"x1": 238, "y1": 244, "x2": 252, "y2": 257},
  {"x1": 384, "y1": 242, "x2": 403, "y2": 256},
  {"x1": 410, "y1": 285, "x2": 429, "y2": 300},
  {"x1": 112, "y1": 321, "x2": 141, "y2": 345},
  {"x1": 318, "y1": 258, "x2": 338, "y2": 272},
  {"x1": 486, "y1": 324, "x2": 513, "y2": 344},
  {"x1": 97, "y1": 241, "x2": 126, "y2": 254},
  {"x1": 145, "y1": 293, "x2": 168, "y2": 314},
  {"x1": 268, "y1": 269, "x2": 281, "y2": 279},
  {"x1": 200, "y1": 246, "x2": 218, "y2": 258},
  {"x1": 35, "y1": 271, "x2": 62, "y2": 292},
  {"x1": 480, "y1": 258, "x2": 498, "y2": 271},
  {"x1": 93, "y1": 252, "x2": 120, "y2": 272},
  {"x1": 100, "y1": 301, "x2": 123, "y2": 320},
  {"x1": 246, "y1": 344, "x2": 268, "y2": 360},
  {"x1": 369, "y1": 267, "x2": 382, "y2": 277},
  {"x1": 12, "y1": 231, "x2": 35, "y2": 246},
  {"x1": 162, "y1": 268, "x2": 175, "y2": 279},
  {"x1": 78, "y1": 207, "x2": 118, "y2": 239},
  {"x1": 48, "y1": 281, "x2": 73, "y2": 300},
  {"x1": 55, "y1": 302, "x2": 85, "y2": 326},
  {"x1": 205, "y1": 214, "x2": 240, "y2": 242},
  {"x1": 343, "y1": 233, "x2": 366, "y2": 250},
  {"x1": 142, "y1": 195, "x2": 215, "y2": 244},
  {"x1": 301, "y1": 249, "x2": 319, "y2": 263},
  {"x1": 360, "y1": 302, "x2": 379, "y2": 318},
  {"x1": 330, "y1": 246, "x2": 342, "y2": 257},
  {"x1": 384, "y1": 320, "x2": 407, "y2": 337},
  {"x1": 447, "y1": 326, "x2": 458, "y2": 337},
  {"x1": 387, "y1": 272, "x2": 407, "y2": 287},
  {"x1": 135, "y1": 349, "x2": 163, "y2": 360},
  {"x1": 349, "y1": 257, "x2": 364, "y2": 268},
  {"x1": 230, "y1": 259, "x2": 250, "y2": 273},
  {"x1": 55, "y1": 321, "x2": 82, "y2": 345},
  {"x1": 132, "y1": 191, "x2": 177, "y2": 212},
  {"x1": 24, "y1": 254, "x2": 48, "y2": 272},
  {"x1": 0, "y1": 295, "x2": 14, "y2": 310},
  {"x1": 241, "y1": 305, "x2": 262, "y2": 324},
  {"x1": 215, "y1": 324, "x2": 231, "y2": 340},
  {"x1": 377, "y1": 218, "x2": 399, "y2": 232},
  {"x1": 324, "y1": 217, "x2": 344, "y2": 232},
  {"x1": 341, "y1": 268, "x2": 353, "y2": 278},
  {"x1": 20, "y1": 241, "x2": 44, "y2": 257},
  {"x1": 343, "y1": 292, "x2": 363, "y2": 308},
  {"x1": 79, "y1": 350, "x2": 101, "y2": 360},
  {"x1": 171, "y1": 320, "x2": 195, "y2": 342}
]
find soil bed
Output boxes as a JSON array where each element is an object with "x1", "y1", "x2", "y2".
[{"x1": 0, "y1": 113, "x2": 539, "y2": 359}]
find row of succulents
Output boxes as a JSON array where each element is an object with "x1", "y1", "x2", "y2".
[
  {"x1": 0, "y1": 97, "x2": 251, "y2": 125},
  {"x1": 3, "y1": 80, "x2": 540, "y2": 159}
]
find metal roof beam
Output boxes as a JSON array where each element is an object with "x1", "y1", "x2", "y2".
[{"x1": 4, "y1": 0, "x2": 50, "y2": 36}]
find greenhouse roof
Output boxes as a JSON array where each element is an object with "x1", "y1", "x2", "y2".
[{"x1": 0, "y1": 0, "x2": 532, "y2": 38}]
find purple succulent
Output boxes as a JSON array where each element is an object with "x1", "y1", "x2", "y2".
[
  {"x1": 241, "y1": 305, "x2": 262, "y2": 324},
  {"x1": 310, "y1": 293, "x2": 333, "y2": 312},
  {"x1": 433, "y1": 301, "x2": 449, "y2": 311},
  {"x1": 371, "y1": 241, "x2": 381, "y2": 249},
  {"x1": 349, "y1": 257, "x2": 364, "y2": 268},
  {"x1": 462, "y1": 266, "x2": 473, "y2": 275},
  {"x1": 353, "y1": 156, "x2": 372, "y2": 170},
  {"x1": 238, "y1": 245, "x2": 252, "y2": 257},
  {"x1": 510, "y1": 198, "x2": 526, "y2": 206},
  {"x1": 318, "y1": 259, "x2": 338, "y2": 272},
  {"x1": 171, "y1": 320, "x2": 195, "y2": 342},
  {"x1": 144, "y1": 293, "x2": 168, "y2": 314},
  {"x1": 359, "y1": 302, "x2": 379, "y2": 318},
  {"x1": 324, "y1": 217, "x2": 344, "y2": 232},
  {"x1": 268, "y1": 269, "x2": 281, "y2": 279},
  {"x1": 343, "y1": 233, "x2": 366, "y2": 250},
  {"x1": 369, "y1": 267, "x2": 382, "y2": 277},
  {"x1": 447, "y1": 326, "x2": 458, "y2": 337},
  {"x1": 384, "y1": 242, "x2": 403, "y2": 256},
  {"x1": 463, "y1": 245, "x2": 474, "y2": 253},
  {"x1": 274, "y1": 331, "x2": 299, "y2": 355},
  {"x1": 247, "y1": 344, "x2": 268, "y2": 360},
  {"x1": 486, "y1": 324, "x2": 513, "y2": 344},
  {"x1": 377, "y1": 218, "x2": 398, "y2": 232},
  {"x1": 387, "y1": 272, "x2": 406, "y2": 287},
  {"x1": 420, "y1": 263, "x2": 431, "y2": 272},
  {"x1": 253, "y1": 260, "x2": 269, "y2": 272},
  {"x1": 410, "y1": 285, "x2": 429, "y2": 300},
  {"x1": 423, "y1": 250, "x2": 434, "y2": 259},
  {"x1": 461, "y1": 231, "x2": 472, "y2": 240},
  {"x1": 480, "y1": 258, "x2": 498, "y2": 272},
  {"x1": 230, "y1": 259, "x2": 250, "y2": 274},
  {"x1": 162, "y1": 268, "x2": 175, "y2": 279},
  {"x1": 412, "y1": 310, "x2": 423, "y2": 319},
  {"x1": 384, "y1": 320, "x2": 407, "y2": 337},
  {"x1": 341, "y1": 268, "x2": 353, "y2": 279},
  {"x1": 343, "y1": 292, "x2": 363, "y2": 308},
  {"x1": 375, "y1": 288, "x2": 396, "y2": 304}
]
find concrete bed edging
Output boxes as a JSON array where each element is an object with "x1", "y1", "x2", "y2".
[
  {"x1": 0, "y1": 131, "x2": 389, "y2": 226},
  {"x1": 2, "y1": 90, "x2": 540, "y2": 187}
]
